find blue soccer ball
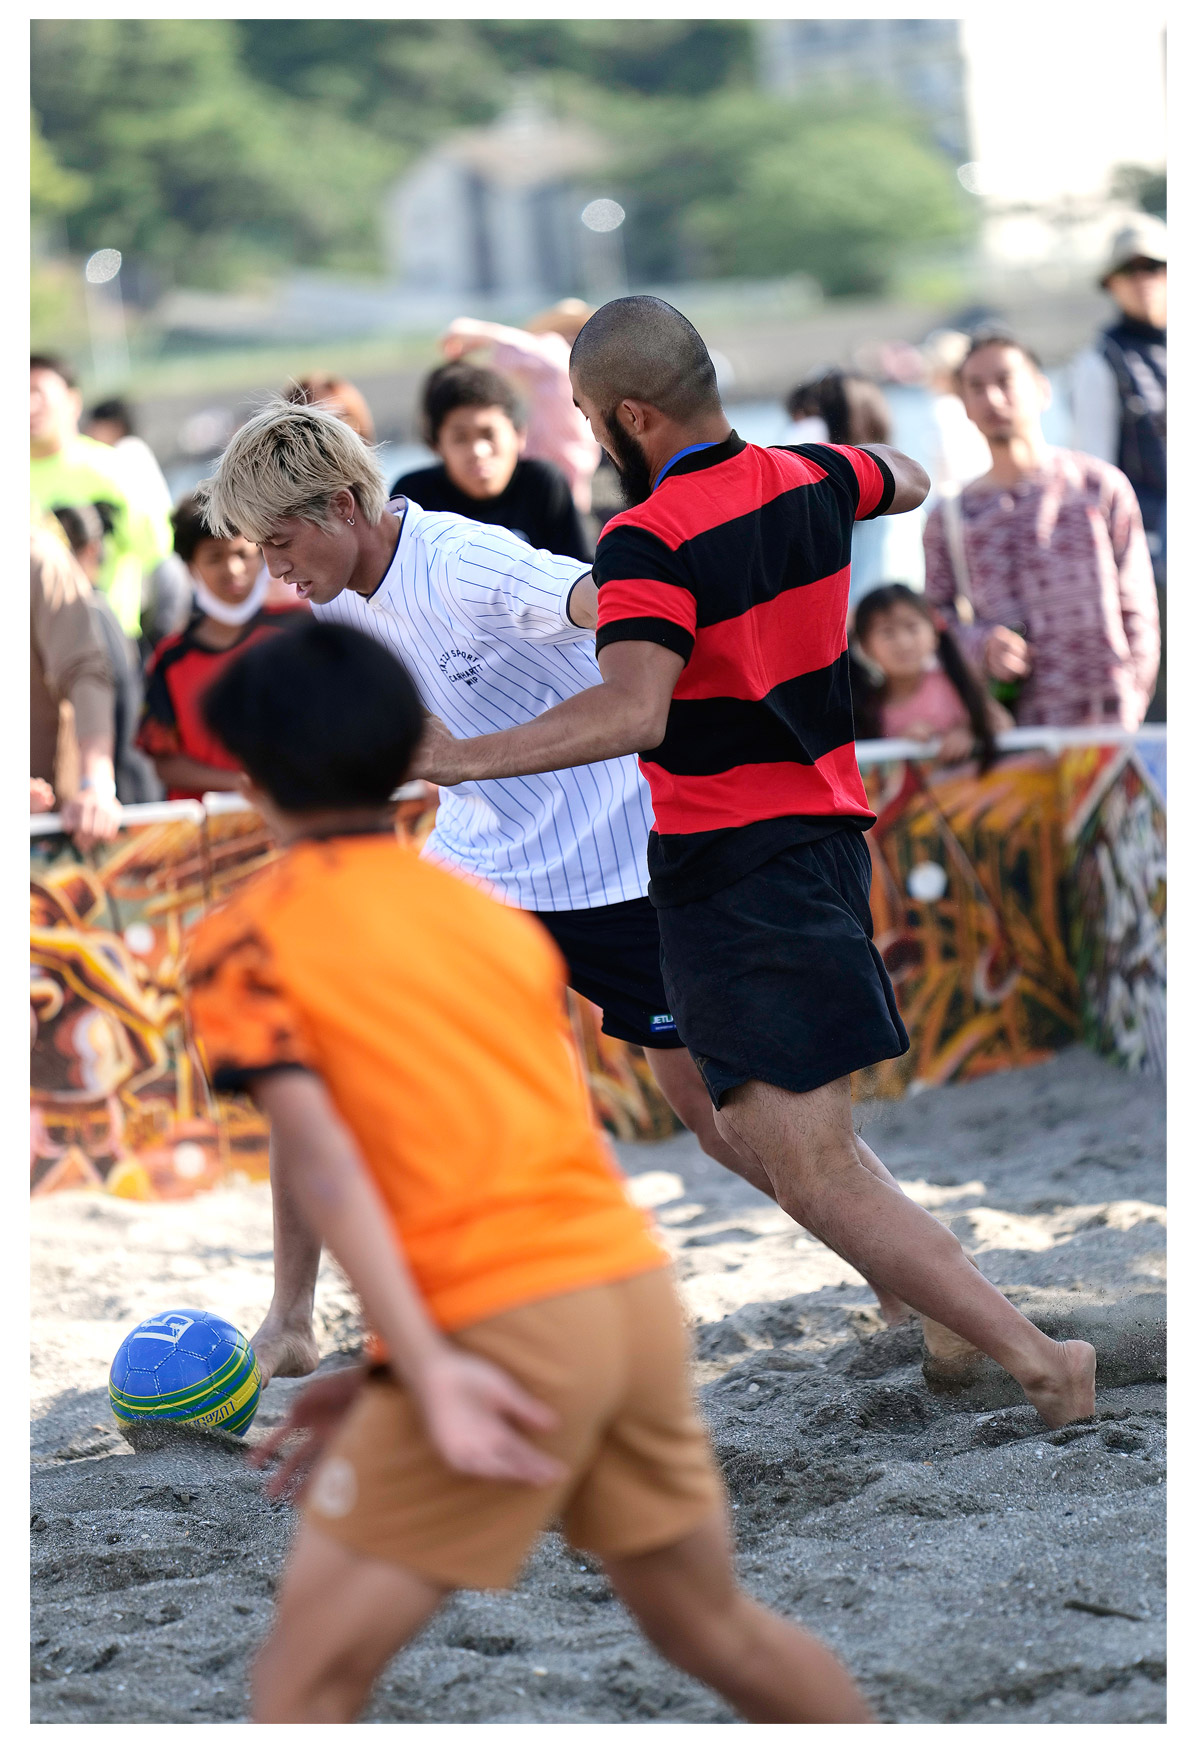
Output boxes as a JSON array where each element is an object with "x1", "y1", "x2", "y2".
[{"x1": 109, "y1": 1308, "x2": 262, "y2": 1437}]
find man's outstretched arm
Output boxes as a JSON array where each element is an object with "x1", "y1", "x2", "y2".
[
  {"x1": 413, "y1": 640, "x2": 684, "y2": 786},
  {"x1": 860, "y1": 444, "x2": 930, "y2": 515}
]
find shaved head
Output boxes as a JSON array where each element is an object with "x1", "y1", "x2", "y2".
[{"x1": 570, "y1": 296, "x2": 722, "y2": 422}]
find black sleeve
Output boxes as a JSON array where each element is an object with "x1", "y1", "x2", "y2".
[
  {"x1": 860, "y1": 450, "x2": 896, "y2": 519},
  {"x1": 391, "y1": 465, "x2": 447, "y2": 507}
]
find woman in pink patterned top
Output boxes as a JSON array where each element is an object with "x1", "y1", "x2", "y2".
[
  {"x1": 923, "y1": 334, "x2": 1159, "y2": 730},
  {"x1": 440, "y1": 303, "x2": 601, "y2": 513}
]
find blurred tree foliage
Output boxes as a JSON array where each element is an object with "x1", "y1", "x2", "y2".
[
  {"x1": 31, "y1": 115, "x2": 90, "y2": 222},
  {"x1": 30, "y1": 18, "x2": 397, "y2": 289},
  {"x1": 607, "y1": 92, "x2": 969, "y2": 295},
  {"x1": 32, "y1": 17, "x2": 968, "y2": 299}
]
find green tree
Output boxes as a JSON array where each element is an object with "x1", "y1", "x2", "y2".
[
  {"x1": 31, "y1": 115, "x2": 89, "y2": 221},
  {"x1": 234, "y1": 18, "x2": 753, "y2": 136},
  {"x1": 31, "y1": 18, "x2": 969, "y2": 300},
  {"x1": 31, "y1": 18, "x2": 398, "y2": 287},
  {"x1": 607, "y1": 92, "x2": 971, "y2": 295}
]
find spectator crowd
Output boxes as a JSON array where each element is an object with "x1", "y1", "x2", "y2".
[{"x1": 30, "y1": 219, "x2": 1165, "y2": 851}]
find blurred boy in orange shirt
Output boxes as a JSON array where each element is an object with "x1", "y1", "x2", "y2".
[{"x1": 183, "y1": 618, "x2": 872, "y2": 1725}]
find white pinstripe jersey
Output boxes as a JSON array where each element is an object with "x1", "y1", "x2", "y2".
[{"x1": 313, "y1": 500, "x2": 654, "y2": 911}]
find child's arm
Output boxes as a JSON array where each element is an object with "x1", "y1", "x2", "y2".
[
  {"x1": 152, "y1": 753, "x2": 244, "y2": 795},
  {"x1": 250, "y1": 1069, "x2": 565, "y2": 1488}
]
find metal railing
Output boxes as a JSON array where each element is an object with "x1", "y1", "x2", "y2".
[{"x1": 30, "y1": 731, "x2": 1163, "y2": 837}]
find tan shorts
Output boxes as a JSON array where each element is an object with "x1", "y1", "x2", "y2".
[{"x1": 303, "y1": 1266, "x2": 724, "y2": 1591}]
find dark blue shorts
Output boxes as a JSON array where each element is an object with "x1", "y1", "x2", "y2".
[
  {"x1": 532, "y1": 896, "x2": 683, "y2": 1052},
  {"x1": 656, "y1": 828, "x2": 909, "y2": 1107}
]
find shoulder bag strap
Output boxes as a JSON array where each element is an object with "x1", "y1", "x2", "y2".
[{"x1": 939, "y1": 487, "x2": 975, "y2": 625}]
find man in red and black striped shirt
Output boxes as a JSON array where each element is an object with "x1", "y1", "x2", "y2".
[
  {"x1": 593, "y1": 430, "x2": 889, "y2": 907},
  {"x1": 418, "y1": 297, "x2": 1095, "y2": 1429}
]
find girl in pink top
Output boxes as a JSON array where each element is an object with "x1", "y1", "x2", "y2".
[
  {"x1": 851, "y1": 584, "x2": 1011, "y2": 770},
  {"x1": 440, "y1": 304, "x2": 601, "y2": 513}
]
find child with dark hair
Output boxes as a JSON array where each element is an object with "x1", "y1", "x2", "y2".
[
  {"x1": 784, "y1": 368, "x2": 892, "y2": 447},
  {"x1": 135, "y1": 494, "x2": 306, "y2": 800},
  {"x1": 851, "y1": 584, "x2": 1011, "y2": 770},
  {"x1": 185, "y1": 618, "x2": 873, "y2": 1726},
  {"x1": 392, "y1": 362, "x2": 592, "y2": 561}
]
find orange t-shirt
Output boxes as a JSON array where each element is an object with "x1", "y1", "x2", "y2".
[{"x1": 184, "y1": 833, "x2": 665, "y2": 1331}]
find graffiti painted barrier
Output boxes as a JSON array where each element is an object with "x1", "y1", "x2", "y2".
[
  {"x1": 851, "y1": 725, "x2": 1165, "y2": 1097},
  {"x1": 31, "y1": 729, "x2": 1165, "y2": 1198},
  {"x1": 1059, "y1": 736, "x2": 1166, "y2": 1077}
]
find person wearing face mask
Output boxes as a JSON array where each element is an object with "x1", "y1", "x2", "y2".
[{"x1": 136, "y1": 494, "x2": 308, "y2": 801}]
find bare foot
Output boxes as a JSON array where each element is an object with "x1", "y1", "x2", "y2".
[
  {"x1": 251, "y1": 1320, "x2": 320, "y2": 1388},
  {"x1": 1022, "y1": 1340, "x2": 1097, "y2": 1429},
  {"x1": 920, "y1": 1315, "x2": 983, "y2": 1389}
]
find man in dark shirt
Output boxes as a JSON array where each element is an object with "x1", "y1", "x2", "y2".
[
  {"x1": 392, "y1": 362, "x2": 593, "y2": 562},
  {"x1": 414, "y1": 295, "x2": 1096, "y2": 1431}
]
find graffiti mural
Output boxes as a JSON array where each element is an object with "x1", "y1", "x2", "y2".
[
  {"x1": 30, "y1": 810, "x2": 229, "y2": 1199},
  {"x1": 31, "y1": 732, "x2": 1166, "y2": 1198},
  {"x1": 1060, "y1": 738, "x2": 1167, "y2": 1078},
  {"x1": 851, "y1": 752, "x2": 1080, "y2": 1100}
]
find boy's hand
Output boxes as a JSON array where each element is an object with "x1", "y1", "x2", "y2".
[
  {"x1": 250, "y1": 1365, "x2": 366, "y2": 1501},
  {"x1": 415, "y1": 1346, "x2": 566, "y2": 1487}
]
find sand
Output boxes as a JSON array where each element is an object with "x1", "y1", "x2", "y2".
[{"x1": 30, "y1": 1043, "x2": 1165, "y2": 1724}]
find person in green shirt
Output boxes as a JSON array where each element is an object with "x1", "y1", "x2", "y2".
[{"x1": 30, "y1": 354, "x2": 171, "y2": 638}]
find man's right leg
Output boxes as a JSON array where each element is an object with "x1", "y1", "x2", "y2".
[
  {"x1": 250, "y1": 1135, "x2": 322, "y2": 1385},
  {"x1": 714, "y1": 1075, "x2": 1095, "y2": 1427},
  {"x1": 604, "y1": 1508, "x2": 874, "y2": 1723},
  {"x1": 650, "y1": 1045, "x2": 914, "y2": 1326},
  {"x1": 251, "y1": 1522, "x2": 448, "y2": 1722}
]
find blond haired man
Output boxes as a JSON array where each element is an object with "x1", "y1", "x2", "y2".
[{"x1": 200, "y1": 400, "x2": 767, "y2": 1383}]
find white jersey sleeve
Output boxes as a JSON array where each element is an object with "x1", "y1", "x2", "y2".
[{"x1": 438, "y1": 520, "x2": 592, "y2": 646}]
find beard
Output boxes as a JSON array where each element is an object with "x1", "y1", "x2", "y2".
[{"x1": 602, "y1": 412, "x2": 654, "y2": 507}]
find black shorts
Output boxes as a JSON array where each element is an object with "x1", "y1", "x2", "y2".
[
  {"x1": 656, "y1": 828, "x2": 909, "y2": 1107},
  {"x1": 532, "y1": 896, "x2": 683, "y2": 1051}
]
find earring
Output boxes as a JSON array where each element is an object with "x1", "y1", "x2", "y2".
[{"x1": 346, "y1": 517, "x2": 355, "y2": 526}]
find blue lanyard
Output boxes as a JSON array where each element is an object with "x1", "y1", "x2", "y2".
[{"x1": 652, "y1": 442, "x2": 721, "y2": 493}]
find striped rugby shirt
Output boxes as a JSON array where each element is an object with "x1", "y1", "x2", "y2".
[
  {"x1": 593, "y1": 434, "x2": 895, "y2": 906},
  {"x1": 315, "y1": 500, "x2": 655, "y2": 911}
]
